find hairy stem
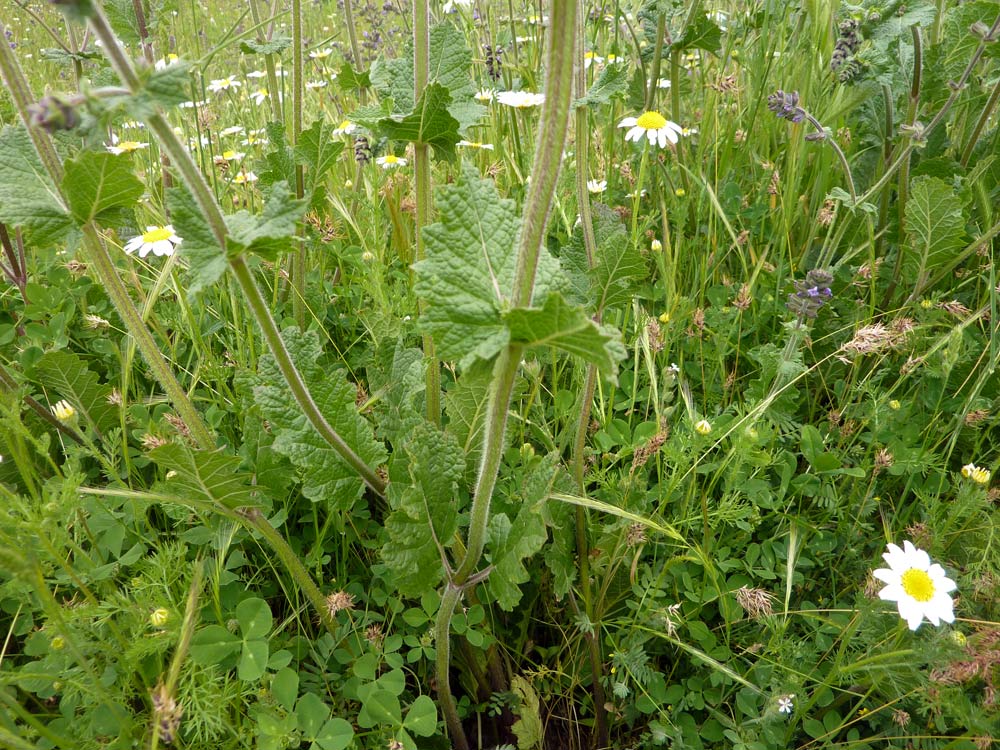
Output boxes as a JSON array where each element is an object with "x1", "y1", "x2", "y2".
[{"x1": 291, "y1": 0, "x2": 306, "y2": 328}]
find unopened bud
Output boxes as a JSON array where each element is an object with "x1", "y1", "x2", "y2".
[{"x1": 28, "y1": 94, "x2": 81, "y2": 133}]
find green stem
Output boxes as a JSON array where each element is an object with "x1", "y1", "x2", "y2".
[
  {"x1": 291, "y1": 0, "x2": 306, "y2": 328},
  {"x1": 413, "y1": 0, "x2": 440, "y2": 426},
  {"x1": 0, "y1": 30, "x2": 216, "y2": 451},
  {"x1": 435, "y1": 0, "x2": 579, "y2": 745},
  {"x1": 644, "y1": 12, "x2": 665, "y2": 113},
  {"x1": 246, "y1": 0, "x2": 283, "y2": 134},
  {"x1": 85, "y1": 1, "x2": 386, "y2": 495},
  {"x1": 960, "y1": 70, "x2": 1000, "y2": 168}
]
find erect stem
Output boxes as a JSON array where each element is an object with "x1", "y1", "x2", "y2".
[
  {"x1": 960, "y1": 69, "x2": 1000, "y2": 168},
  {"x1": 644, "y1": 12, "x2": 666, "y2": 113},
  {"x1": 434, "y1": 0, "x2": 579, "y2": 745},
  {"x1": 246, "y1": 0, "x2": 283, "y2": 121},
  {"x1": 84, "y1": 1, "x2": 386, "y2": 496},
  {"x1": 0, "y1": 26, "x2": 216, "y2": 451},
  {"x1": 290, "y1": 0, "x2": 306, "y2": 328},
  {"x1": 413, "y1": 0, "x2": 440, "y2": 426}
]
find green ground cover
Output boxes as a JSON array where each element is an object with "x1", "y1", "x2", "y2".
[{"x1": 0, "y1": 0, "x2": 999, "y2": 747}]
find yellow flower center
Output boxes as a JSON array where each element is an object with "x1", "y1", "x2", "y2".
[
  {"x1": 117, "y1": 141, "x2": 142, "y2": 152},
  {"x1": 142, "y1": 227, "x2": 173, "y2": 243},
  {"x1": 338, "y1": 120, "x2": 352, "y2": 130},
  {"x1": 223, "y1": 150, "x2": 237, "y2": 159},
  {"x1": 900, "y1": 568, "x2": 935, "y2": 602},
  {"x1": 383, "y1": 155, "x2": 398, "y2": 164},
  {"x1": 636, "y1": 111, "x2": 667, "y2": 130}
]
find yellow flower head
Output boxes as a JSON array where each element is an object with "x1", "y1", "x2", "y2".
[
  {"x1": 961, "y1": 463, "x2": 991, "y2": 485},
  {"x1": 52, "y1": 400, "x2": 75, "y2": 422},
  {"x1": 694, "y1": 419, "x2": 712, "y2": 436}
]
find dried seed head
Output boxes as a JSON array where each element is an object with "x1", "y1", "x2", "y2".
[
  {"x1": 325, "y1": 591, "x2": 355, "y2": 617},
  {"x1": 735, "y1": 585, "x2": 774, "y2": 619}
]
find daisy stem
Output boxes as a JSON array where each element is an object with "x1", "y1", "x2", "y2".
[
  {"x1": 631, "y1": 147, "x2": 648, "y2": 245},
  {"x1": 290, "y1": 0, "x2": 307, "y2": 329},
  {"x1": 434, "y1": 0, "x2": 578, "y2": 745},
  {"x1": 413, "y1": 0, "x2": 440, "y2": 426},
  {"x1": 246, "y1": 0, "x2": 284, "y2": 125},
  {"x1": 644, "y1": 11, "x2": 665, "y2": 112},
  {"x1": 84, "y1": 0, "x2": 387, "y2": 499},
  {"x1": 0, "y1": 27, "x2": 216, "y2": 452}
]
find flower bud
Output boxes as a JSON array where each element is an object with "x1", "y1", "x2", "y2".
[{"x1": 28, "y1": 94, "x2": 81, "y2": 133}]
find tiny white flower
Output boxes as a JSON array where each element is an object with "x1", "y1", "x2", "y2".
[
  {"x1": 233, "y1": 170, "x2": 259, "y2": 185},
  {"x1": 777, "y1": 695, "x2": 794, "y2": 714},
  {"x1": 305, "y1": 80, "x2": 328, "y2": 90},
  {"x1": 154, "y1": 53, "x2": 179, "y2": 70},
  {"x1": 694, "y1": 419, "x2": 712, "y2": 435},
  {"x1": 123, "y1": 225, "x2": 182, "y2": 258},
  {"x1": 51, "y1": 399, "x2": 76, "y2": 422},
  {"x1": 586, "y1": 179, "x2": 607, "y2": 194},
  {"x1": 250, "y1": 89, "x2": 269, "y2": 105},
  {"x1": 220, "y1": 125, "x2": 245, "y2": 137},
  {"x1": 873, "y1": 540, "x2": 957, "y2": 631},
  {"x1": 246, "y1": 70, "x2": 267, "y2": 79},
  {"x1": 333, "y1": 119, "x2": 357, "y2": 136},
  {"x1": 308, "y1": 47, "x2": 334, "y2": 60},
  {"x1": 656, "y1": 78, "x2": 672, "y2": 89},
  {"x1": 207, "y1": 77, "x2": 241, "y2": 93},
  {"x1": 457, "y1": 140, "x2": 495, "y2": 150},
  {"x1": 106, "y1": 139, "x2": 149, "y2": 155},
  {"x1": 583, "y1": 51, "x2": 604, "y2": 69},
  {"x1": 474, "y1": 88, "x2": 496, "y2": 102}
]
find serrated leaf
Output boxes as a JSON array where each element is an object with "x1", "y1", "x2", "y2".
[
  {"x1": 240, "y1": 36, "x2": 292, "y2": 55},
  {"x1": 485, "y1": 457, "x2": 559, "y2": 610},
  {"x1": 127, "y1": 62, "x2": 195, "y2": 118},
  {"x1": 442, "y1": 359, "x2": 492, "y2": 480},
  {"x1": 258, "y1": 122, "x2": 296, "y2": 186},
  {"x1": 563, "y1": 203, "x2": 645, "y2": 311},
  {"x1": 370, "y1": 56, "x2": 414, "y2": 113},
  {"x1": 903, "y1": 175, "x2": 966, "y2": 288},
  {"x1": 166, "y1": 187, "x2": 228, "y2": 296},
  {"x1": 40, "y1": 48, "x2": 103, "y2": 64},
  {"x1": 574, "y1": 63, "x2": 630, "y2": 108},
  {"x1": 505, "y1": 293, "x2": 626, "y2": 380},
  {"x1": 149, "y1": 443, "x2": 263, "y2": 510},
  {"x1": 0, "y1": 125, "x2": 71, "y2": 247},
  {"x1": 225, "y1": 181, "x2": 308, "y2": 260},
  {"x1": 294, "y1": 119, "x2": 345, "y2": 188},
  {"x1": 382, "y1": 422, "x2": 465, "y2": 597},
  {"x1": 32, "y1": 350, "x2": 117, "y2": 435},
  {"x1": 414, "y1": 165, "x2": 518, "y2": 365},
  {"x1": 378, "y1": 83, "x2": 461, "y2": 159},
  {"x1": 368, "y1": 340, "x2": 425, "y2": 444},
  {"x1": 337, "y1": 61, "x2": 371, "y2": 91},
  {"x1": 676, "y1": 13, "x2": 722, "y2": 54},
  {"x1": 62, "y1": 152, "x2": 143, "y2": 225},
  {"x1": 252, "y1": 329, "x2": 386, "y2": 514},
  {"x1": 510, "y1": 675, "x2": 543, "y2": 750}
]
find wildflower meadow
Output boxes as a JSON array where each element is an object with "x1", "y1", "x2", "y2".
[{"x1": 1, "y1": 0, "x2": 999, "y2": 748}]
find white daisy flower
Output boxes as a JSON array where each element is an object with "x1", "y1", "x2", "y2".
[
  {"x1": 106, "y1": 139, "x2": 150, "y2": 155},
  {"x1": 442, "y1": 0, "x2": 472, "y2": 12},
  {"x1": 246, "y1": 70, "x2": 267, "y2": 79},
  {"x1": 308, "y1": 47, "x2": 334, "y2": 60},
  {"x1": 961, "y1": 463, "x2": 991, "y2": 485},
  {"x1": 474, "y1": 88, "x2": 496, "y2": 102},
  {"x1": 124, "y1": 225, "x2": 182, "y2": 258},
  {"x1": 305, "y1": 80, "x2": 328, "y2": 90},
  {"x1": 233, "y1": 171, "x2": 259, "y2": 185},
  {"x1": 618, "y1": 111, "x2": 684, "y2": 148},
  {"x1": 177, "y1": 100, "x2": 207, "y2": 109},
  {"x1": 496, "y1": 90, "x2": 545, "y2": 108},
  {"x1": 154, "y1": 53, "x2": 180, "y2": 70},
  {"x1": 457, "y1": 140, "x2": 495, "y2": 150},
  {"x1": 586, "y1": 179, "x2": 607, "y2": 194},
  {"x1": 376, "y1": 154, "x2": 407, "y2": 169},
  {"x1": 583, "y1": 51, "x2": 604, "y2": 69},
  {"x1": 873, "y1": 540, "x2": 957, "y2": 631},
  {"x1": 220, "y1": 125, "x2": 245, "y2": 137},
  {"x1": 332, "y1": 119, "x2": 357, "y2": 136},
  {"x1": 250, "y1": 89, "x2": 269, "y2": 105},
  {"x1": 207, "y1": 77, "x2": 241, "y2": 93},
  {"x1": 656, "y1": 78, "x2": 672, "y2": 89},
  {"x1": 214, "y1": 150, "x2": 246, "y2": 163}
]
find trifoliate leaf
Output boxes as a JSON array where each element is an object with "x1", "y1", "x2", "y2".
[
  {"x1": 414, "y1": 164, "x2": 520, "y2": 366},
  {"x1": 505, "y1": 293, "x2": 626, "y2": 381},
  {"x1": 381, "y1": 421, "x2": 465, "y2": 598},
  {"x1": 62, "y1": 152, "x2": 143, "y2": 225},
  {"x1": 166, "y1": 187, "x2": 228, "y2": 296},
  {"x1": 377, "y1": 83, "x2": 461, "y2": 160},
  {"x1": 903, "y1": 175, "x2": 966, "y2": 289},
  {"x1": 225, "y1": 181, "x2": 308, "y2": 260},
  {"x1": 149, "y1": 443, "x2": 263, "y2": 510},
  {"x1": 252, "y1": 329, "x2": 386, "y2": 515},
  {"x1": 0, "y1": 125, "x2": 71, "y2": 247}
]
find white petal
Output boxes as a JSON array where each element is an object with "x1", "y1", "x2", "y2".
[
  {"x1": 897, "y1": 598, "x2": 924, "y2": 630},
  {"x1": 138, "y1": 243, "x2": 152, "y2": 258},
  {"x1": 662, "y1": 127, "x2": 679, "y2": 144},
  {"x1": 878, "y1": 583, "x2": 903, "y2": 602},
  {"x1": 618, "y1": 117, "x2": 638, "y2": 128},
  {"x1": 151, "y1": 240, "x2": 174, "y2": 256},
  {"x1": 873, "y1": 568, "x2": 899, "y2": 585},
  {"x1": 124, "y1": 237, "x2": 143, "y2": 254}
]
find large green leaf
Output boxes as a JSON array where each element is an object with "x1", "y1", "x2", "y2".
[
  {"x1": 903, "y1": 175, "x2": 966, "y2": 289},
  {"x1": 294, "y1": 119, "x2": 345, "y2": 189},
  {"x1": 0, "y1": 125, "x2": 71, "y2": 247},
  {"x1": 414, "y1": 164, "x2": 520, "y2": 366},
  {"x1": 166, "y1": 187, "x2": 228, "y2": 296},
  {"x1": 378, "y1": 83, "x2": 461, "y2": 160},
  {"x1": 31, "y1": 350, "x2": 117, "y2": 435},
  {"x1": 381, "y1": 421, "x2": 465, "y2": 597},
  {"x1": 505, "y1": 293, "x2": 626, "y2": 380},
  {"x1": 62, "y1": 151, "x2": 143, "y2": 225},
  {"x1": 149, "y1": 443, "x2": 263, "y2": 510},
  {"x1": 252, "y1": 329, "x2": 386, "y2": 514},
  {"x1": 225, "y1": 181, "x2": 308, "y2": 260},
  {"x1": 574, "y1": 63, "x2": 630, "y2": 109}
]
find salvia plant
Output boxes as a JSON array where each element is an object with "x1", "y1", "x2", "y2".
[{"x1": 0, "y1": 0, "x2": 999, "y2": 748}]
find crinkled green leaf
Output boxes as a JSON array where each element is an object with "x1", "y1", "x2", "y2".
[
  {"x1": 166, "y1": 187, "x2": 228, "y2": 296},
  {"x1": 903, "y1": 175, "x2": 966, "y2": 289},
  {"x1": 337, "y1": 61, "x2": 371, "y2": 92},
  {"x1": 31, "y1": 350, "x2": 117, "y2": 435},
  {"x1": 562, "y1": 203, "x2": 645, "y2": 311},
  {"x1": 367, "y1": 340, "x2": 425, "y2": 444},
  {"x1": 675, "y1": 12, "x2": 722, "y2": 54},
  {"x1": 252, "y1": 329, "x2": 386, "y2": 514},
  {"x1": 486, "y1": 457, "x2": 559, "y2": 610},
  {"x1": 149, "y1": 443, "x2": 263, "y2": 510},
  {"x1": 225, "y1": 181, "x2": 308, "y2": 260},
  {"x1": 294, "y1": 119, "x2": 345, "y2": 189},
  {"x1": 414, "y1": 165, "x2": 518, "y2": 366},
  {"x1": 0, "y1": 125, "x2": 71, "y2": 247},
  {"x1": 382, "y1": 422, "x2": 465, "y2": 598},
  {"x1": 574, "y1": 63, "x2": 630, "y2": 109},
  {"x1": 127, "y1": 62, "x2": 195, "y2": 118},
  {"x1": 505, "y1": 293, "x2": 626, "y2": 380},
  {"x1": 240, "y1": 37, "x2": 292, "y2": 55},
  {"x1": 62, "y1": 152, "x2": 143, "y2": 225},
  {"x1": 378, "y1": 83, "x2": 461, "y2": 160},
  {"x1": 258, "y1": 122, "x2": 296, "y2": 186},
  {"x1": 510, "y1": 675, "x2": 543, "y2": 750}
]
